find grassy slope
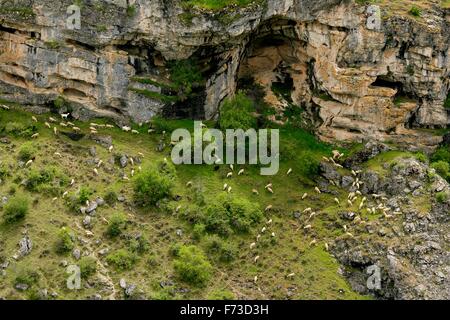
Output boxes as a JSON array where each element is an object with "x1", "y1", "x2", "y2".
[{"x1": 0, "y1": 106, "x2": 380, "y2": 300}]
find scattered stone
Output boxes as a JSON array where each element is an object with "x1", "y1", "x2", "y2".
[
  {"x1": 18, "y1": 235, "x2": 32, "y2": 257},
  {"x1": 73, "y1": 248, "x2": 81, "y2": 260}
]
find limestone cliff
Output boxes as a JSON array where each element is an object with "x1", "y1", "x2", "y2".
[{"x1": 0, "y1": 0, "x2": 449, "y2": 146}]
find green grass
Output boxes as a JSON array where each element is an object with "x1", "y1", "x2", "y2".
[{"x1": 182, "y1": 0, "x2": 260, "y2": 10}]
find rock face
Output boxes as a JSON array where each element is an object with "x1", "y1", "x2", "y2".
[
  {"x1": 0, "y1": 0, "x2": 449, "y2": 144},
  {"x1": 331, "y1": 158, "x2": 450, "y2": 300}
]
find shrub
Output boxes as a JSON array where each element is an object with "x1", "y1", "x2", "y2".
[
  {"x1": 431, "y1": 147, "x2": 450, "y2": 163},
  {"x1": 3, "y1": 194, "x2": 29, "y2": 223},
  {"x1": 173, "y1": 245, "x2": 212, "y2": 287},
  {"x1": 4, "y1": 122, "x2": 35, "y2": 137},
  {"x1": 104, "y1": 191, "x2": 117, "y2": 206},
  {"x1": 0, "y1": 163, "x2": 9, "y2": 179},
  {"x1": 106, "y1": 249, "x2": 137, "y2": 270},
  {"x1": 204, "y1": 235, "x2": 237, "y2": 263},
  {"x1": 192, "y1": 223, "x2": 206, "y2": 240},
  {"x1": 415, "y1": 152, "x2": 428, "y2": 163},
  {"x1": 409, "y1": 6, "x2": 421, "y2": 17},
  {"x1": 168, "y1": 58, "x2": 203, "y2": 97},
  {"x1": 431, "y1": 161, "x2": 450, "y2": 181},
  {"x1": 18, "y1": 142, "x2": 36, "y2": 161},
  {"x1": 56, "y1": 227, "x2": 74, "y2": 254},
  {"x1": 78, "y1": 186, "x2": 92, "y2": 204},
  {"x1": 79, "y1": 256, "x2": 97, "y2": 278},
  {"x1": 436, "y1": 191, "x2": 449, "y2": 203},
  {"x1": 106, "y1": 213, "x2": 127, "y2": 237},
  {"x1": 15, "y1": 269, "x2": 40, "y2": 287},
  {"x1": 133, "y1": 164, "x2": 175, "y2": 207},
  {"x1": 128, "y1": 235, "x2": 150, "y2": 255},
  {"x1": 219, "y1": 92, "x2": 257, "y2": 130},
  {"x1": 203, "y1": 193, "x2": 263, "y2": 236},
  {"x1": 25, "y1": 166, "x2": 68, "y2": 195}
]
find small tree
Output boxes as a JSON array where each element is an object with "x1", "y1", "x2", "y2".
[
  {"x1": 3, "y1": 195, "x2": 29, "y2": 223},
  {"x1": 56, "y1": 227, "x2": 74, "y2": 254},
  {"x1": 133, "y1": 163, "x2": 175, "y2": 207},
  {"x1": 106, "y1": 213, "x2": 127, "y2": 238},
  {"x1": 174, "y1": 245, "x2": 212, "y2": 287}
]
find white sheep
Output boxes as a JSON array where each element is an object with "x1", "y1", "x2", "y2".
[
  {"x1": 122, "y1": 126, "x2": 131, "y2": 132},
  {"x1": 250, "y1": 243, "x2": 256, "y2": 250},
  {"x1": 309, "y1": 239, "x2": 317, "y2": 246},
  {"x1": 31, "y1": 133, "x2": 39, "y2": 139},
  {"x1": 302, "y1": 193, "x2": 308, "y2": 200},
  {"x1": 252, "y1": 189, "x2": 259, "y2": 195},
  {"x1": 131, "y1": 170, "x2": 135, "y2": 177},
  {"x1": 261, "y1": 227, "x2": 266, "y2": 233},
  {"x1": 97, "y1": 160, "x2": 103, "y2": 168},
  {"x1": 265, "y1": 205, "x2": 273, "y2": 212},
  {"x1": 186, "y1": 181, "x2": 193, "y2": 187},
  {"x1": 53, "y1": 127, "x2": 57, "y2": 135},
  {"x1": 254, "y1": 256, "x2": 260, "y2": 263},
  {"x1": 60, "y1": 123, "x2": 68, "y2": 127},
  {"x1": 45, "y1": 122, "x2": 51, "y2": 129},
  {"x1": 265, "y1": 183, "x2": 273, "y2": 189},
  {"x1": 227, "y1": 172, "x2": 233, "y2": 178},
  {"x1": 49, "y1": 117, "x2": 57, "y2": 123},
  {"x1": 238, "y1": 169, "x2": 245, "y2": 175},
  {"x1": 334, "y1": 198, "x2": 340, "y2": 205},
  {"x1": 72, "y1": 127, "x2": 81, "y2": 132},
  {"x1": 303, "y1": 207, "x2": 312, "y2": 213},
  {"x1": 267, "y1": 219, "x2": 273, "y2": 225},
  {"x1": 227, "y1": 186, "x2": 232, "y2": 193},
  {"x1": 223, "y1": 183, "x2": 228, "y2": 191},
  {"x1": 25, "y1": 160, "x2": 33, "y2": 167},
  {"x1": 314, "y1": 187, "x2": 321, "y2": 194},
  {"x1": 304, "y1": 225, "x2": 312, "y2": 230},
  {"x1": 131, "y1": 130, "x2": 139, "y2": 134},
  {"x1": 67, "y1": 122, "x2": 75, "y2": 126},
  {"x1": 266, "y1": 187, "x2": 274, "y2": 194},
  {"x1": 61, "y1": 113, "x2": 70, "y2": 119},
  {"x1": 108, "y1": 145, "x2": 114, "y2": 153},
  {"x1": 271, "y1": 232, "x2": 275, "y2": 237},
  {"x1": 32, "y1": 116, "x2": 38, "y2": 122},
  {"x1": 93, "y1": 168, "x2": 99, "y2": 176},
  {"x1": 287, "y1": 168, "x2": 293, "y2": 175},
  {"x1": 70, "y1": 179, "x2": 75, "y2": 186},
  {"x1": 286, "y1": 273, "x2": 295, "y2": 279}
]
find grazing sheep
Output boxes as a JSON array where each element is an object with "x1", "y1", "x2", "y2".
[
  {"x1": 53, "y1": 127, "x2": 58, "y2": 135},
  {"x1": 32, "y1": 116, "x2": 38, "y2": 122},
  {"x1": 227, "y1": 186, "x2": 232, "y2": 193},
  {"x1": 131, "y1": 130, "x2": 139, "y2": 134},
  {"x1": 343, "y1": 225, "x2": 347, "y2": 232},
  {"x1": 72, "y1": 127, "x2": 81, "y2": 132},
  {"x1": 176, "y1": 205, "x2": 181, "y2": 213},
  {"x1": 309, "y1": 239, "x2": 317, "y2": 246},
  {"x1": 301, "y1": 193, "x2": 308, "y2": 200},
  {"x1": 67, "y1": 122, "x2": 74, "y2": 126},
  {"x1": 49, "y1": 117, "x2": 57, "y2": 123},
  {"x1": 303, "y1": 208, "x2": 312, "y2": 213},
  {"x1": 93, "y1": 168, "x2": 99, "y2": 176},
  {"x1": 271, "y1": 232, "x2": 275, "y2": 237},
  {"x1": 138, "y1": 152, "x2": 144, "y2": 158},
  {"x1": 227, "y1": 172, "x2": 233, "y2": 178},
  {"x1": 286, "y1": 273, "x2": 295, "y2": 279},
  {"x1": 123, "y1": 176, "x2": 130, "y2": 181},
  {"x1": 345, "y1": 232, "x2": 354, "y2": 238},
  {"x1": 266, "y1": 187, "x2": 274, "y2": 194},
  {"x1": 131, "y1": 170, "x2": 135, "y2": 177},
  {"x1": 129, "y1": 158, "x2": 134, "y2": 166},
  {"x1": 45, "y1": 122, "x2": 51, "y2": 129},
  {"x1": 254, "y1": 276, "x2": 258, "y2": 283},
  {"x1": 252, "y1": 189, "x2": 259, "y2": 195},
  {"x1": 122, "y1": 126, "x2": 131, "y2": 132},
  {"x1": 335, "y1": 163, "x2": 343, "y2": 169},
  {"x1": 229, "y1": 164, "x2": 234, "y2": 171},
  {"x1": 254, "y1": 256, "x2": 260, "y2": 263},
  {"x1": 332, "y1": 150, "x2": 341, "y2": 159},
  {"x1": 264, "y1": 205, "x2": 273, "y2": 212},
  {"x1": 322, "y1": 156, "x2": 329, "y2": 162},
  {"x1": 70, "y1": 179, "x2": 75, "y2": 186},
  {"x1": 31, "y1": 133, "x2": 39, "y2": 139},
  {"x1": 250, "y1": 243, "x2": 256, "y2": 250},
  {"x1": 89, "y1": 126, "x2": 96, "y2": 131},
  {"x1": 304, "y1": 225, "x2": 312, "y2": 230},
  {"x1": 25, "y1": 160, "x2": 33, "y2": 167},
  {"x1": 261, "y1": 227, "x2": 266, "y2": 233},
  {"x1": 265, "y1": 183, "x2": 272, "y2": 189},
  {"x1": 256, "y1": 234, "x2": 261, "y2": 242},
  {"x1": 238, "y1": 169, "x2": 244, "y2": 175},
  {"x1": 52, "y1": 197, "x2": 58, "y2": 202},
  {"x1": 61, "y1": 113, "x2": 70, "y2": 119},
  {"x1": 97, "y1": 160, "x2": 103, "y2": 168},
  {"x1": 314, "y1": 187, "x2": 321, "y2": 194},
  {"x1": 267, "y1": 219, "x2": 273, "y2": 225},
  {"x1": 186, "y1": 181, "x2": 193, "y2": 187},
  {"x1": 334, "y1": 198, "x2": 340, "y2": 205},
  {"x1": 287, "y1": 168, "x2": 293, "y2": 175},
  {"x1": 62, "y1": 191, "x2": 68, "y2": 198},
  {"x1": 60, "y1": 122, "x2": 68, "y2": 127},
  {"x1": 148, "y1": 129, "x2": 155, "y2": 134},
  {"x1": 347, "y1": 200, "x2": 353, "y2": 207},
  {"x1": 324, "y1": 243, "x2": 329, "y2": 251},
  {"x1": 223, "y1": 183, "x2": 228, "y2": 191},
  {"x1": 1, "y1": 104, "x2": 10, "y2": 110},
  {"x1": 351, "y1": 170, "x2": 357, "y2": 177},
  {"x1": 108, "y1": 146, "x2": 114, "y2": 153},
  {"x1": 106, "y1": 124, "x2": 114, "y2": 129}
]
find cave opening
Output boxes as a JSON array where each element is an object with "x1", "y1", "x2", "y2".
[{"x1": 236, "y1": 17, "x2": 303, "y2": 119}]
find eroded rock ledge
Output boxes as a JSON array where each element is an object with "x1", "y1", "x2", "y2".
[{"x1": 0, "y1": 0, "x2": 449, "y2": 147}]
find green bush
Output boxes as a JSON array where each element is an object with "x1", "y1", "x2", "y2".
[
  {"x1": 173, "y1": 245, "x2": 212, "y2": 287},
  {"x1": 0, "y1": 163, "x2": 9, "y2": 179},
  {"x1": 415, "y1": 152, "x2": 428, "y2": 163},
  {"x1": 25, "y1": 166, "x2": 68, "y2": 195},
  {"x1": 203, "y1": 193, "x2": 263, "y2": 236},
  {"x1": 204, "y1": 235, "x2": 237, "y2": 263},
  {"x1": 3, "y1": 194, "x2": 29, "y2": 223},
  {"x1": 219, "y1": 92, "x2": 257, "y2": 130},
  {"x1": 79, "y1": 256, "x2": 97, "y2": 278},
  {"x1": 18, "y1": 142, "x2": 36, "y2": 161},
  {"x1": 104, "y1": 191, "x2": 117, "y2": 206},
  {"x1": 106, "y1": 213, "x2": 127, "y2": 237},
  {"x1": 436, "y1": 191, "x2": 449, "y2": 203},
  {"x1": 15, "y1": 269, "x2": 39, "y2": 287},
  {"x1": 168, "y1": 58, "x2": 203, "y2": 97},
  {"x1": 128, "y1": 235, "x2": 150, "y2": 255},
  {"x1": 409, "y1": 6, "x2": 421, "y2": 17},
  {"x1": 106, "y1": 249, "x2": 137, "y2": 270},
  {"x1": 56, "y1": 227, "x2": 74, "y2": 254},
  {"x1": 133, "y1": 163, "x2": 175, "y2": 207},
  {"x1": 3, "y1": 122, "x2": 35, "y2": 137},
  {"x1": 431, "y1": 147, "x2": 450, "y2": 163},
  {"x1": 431, "y1": 161, "x2": 450, "y2": 181}
]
